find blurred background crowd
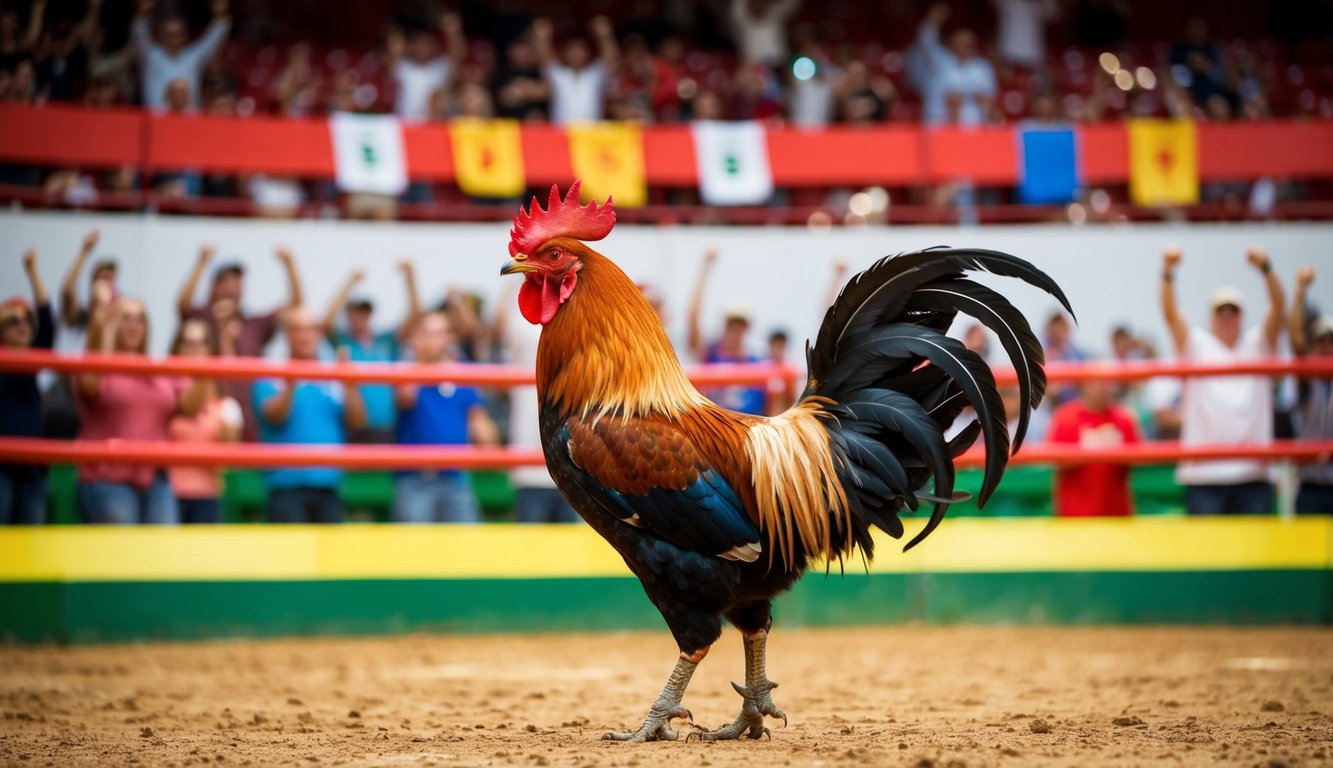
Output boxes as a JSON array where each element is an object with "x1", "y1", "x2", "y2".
[
  {"x1": 0, "y1": 0, "x2": 1330, "y2": 214},
  {"x1": 3, "y1": 231, "x2": 1331, "y2": 526}
]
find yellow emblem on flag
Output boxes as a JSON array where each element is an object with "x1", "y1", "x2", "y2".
[
  {"x1": 567, "y1": 122, "x2": 646, "y2": 208},
  {"x1": 1128, "y1": 119, "x2": 1199, "y2": 207},
  {"x1": 450, "y1": 118, "x2": 525, "y2": 198}
]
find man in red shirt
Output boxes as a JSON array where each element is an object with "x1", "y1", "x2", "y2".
[{"x1": 1048, "y1": 374, "x2": 1142, "y2": 517}]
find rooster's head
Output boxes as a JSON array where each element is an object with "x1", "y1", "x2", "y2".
[{"x1": 501, "y1": 180, "x2": 616, "y2": 325}]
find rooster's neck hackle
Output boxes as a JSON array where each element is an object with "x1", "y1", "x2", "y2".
[{"x1": 538, "y1": 248, "x2": 706, "y2": 421}]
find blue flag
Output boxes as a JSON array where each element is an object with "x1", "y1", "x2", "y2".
[{"x1": 1018, "y1": 127, "x2": 1079, "y2": 205}]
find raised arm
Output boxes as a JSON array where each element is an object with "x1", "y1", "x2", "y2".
[
  {"x1": 915, "y1": 3, "x2": 952, "y2": 68},
  {"x1": 22, "y1": 248, "x2": 48, "y2": 307},
  {"x1": 275, "y1": 245, "x2": 303, "y2": 310},
  {"x1": 176, "y1": 377, "x2": 210, "y2": 418},
  {"x1": 181, "y1": 0, "x2": 231, "y2": 65},
  {"x1": 131, "y1": 0, "x2": 155, "y2": 54},
  {"x1": 823, "y1": 257, "x2": 849, "y2": 314},
  {"x1": 395, "y1": 259, "x2": 422, "y2": 339},
  {"x1": 441, "y1": 11, "x2": 466, "y2": 74},
  {"x1": 1246, "y1": 244, "x2": 1285, "y2": 352},
  {"x1": 60, "y1": 229, "x2": 97, "y2": 326},
  {"x1": 259, "y1": 380, "x2": 296, "y2": 425},
  {"x1": 177, "y1": 244, "x2": 214, "y2": 319},
  {"x1": 20, "y1": 0, "x2": 46, "y2": 53},
  {"x1": 532, "y1": 17, "x2": 555, "y2": 70},
  {"x1": 79, "y1": 291, "x2": 119, "y2": 397},
  {"x1": 1290, "y1": 266, "x2": 1315, "y2": 356},
  {"x1": 687, "y1": 247, "x2": 718, "y2": 361},
  {"x1": 589, "y1": 15, "x2": 619, "y2": 71},
  {"x1": 1160, "y1": 246, "x2": 1188, "y2": 354},
  {"x1": 321, "y1": 268, "x2": 364, "y2": 338}
]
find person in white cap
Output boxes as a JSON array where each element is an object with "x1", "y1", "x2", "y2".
[
  {"x1": 1161, "y1": 244, "x2": 1286, "y2": 515},
  {"x1": 1289, "y1": 265, "x2": 1333, "y2": 513}
]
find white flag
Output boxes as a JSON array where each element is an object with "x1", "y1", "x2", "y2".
[
  {"x1": 691, "y1": 120, "x2": 773, "y2": 206},
  {"x1": 329, "y1": 112, "x2": 408, "y2": 196}
]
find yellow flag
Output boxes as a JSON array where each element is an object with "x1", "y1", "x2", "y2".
[
  {"x1": 567, "y1": 122, "x2": 647, "y2": 208},
  {"x1": 450, "y1": 118, "x2": 525, "y2": 198},
  {"x1": 1128, "y1": 119, "x2": 1199, "y2": 206}
]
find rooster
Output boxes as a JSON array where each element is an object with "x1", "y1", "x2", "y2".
[{"x1": 500, "y1": 181, "x2": 1071, "y2": 742}]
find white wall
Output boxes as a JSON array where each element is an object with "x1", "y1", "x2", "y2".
[{"x1": 1, "y1": 210, "x2": 1331, "y2": 363}]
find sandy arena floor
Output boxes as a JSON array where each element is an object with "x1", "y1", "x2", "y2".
[{"x1": 1, "y1": 625, "x2": 1330, "y2": 767}]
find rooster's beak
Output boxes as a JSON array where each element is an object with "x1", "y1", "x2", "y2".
[{"x1": 501, "y1": 255, "x2": 535, "y2": 276}]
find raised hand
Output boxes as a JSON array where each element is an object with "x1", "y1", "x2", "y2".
[
  {"x1": 440, "y1": 11, "x2": 462, "y2": 35},
  {"x1": 199, "y1": 243, "x2": 217, "y2": 264},
  {"x1": 1245, "y1": 244, "x2": 1270, "y2": 271},
  {"x1": 396, "y1": 258, "x2": 415, "y2": 275},
  {"x1": 22, "y1": 248, "x2": 36, "y2": 273},
  {"x1": 82, "y1": 229, "x2": 100, "y2": 253},
  {"x1": 532, "y1": 17, "x2": 553, "y2": 40},
  {"x1": 1162, "y1": 246, "x2": 1182, "y2": 273},
  {"x1": 1296, "y1": 265, "x2": 1316, "y2": 291},
  {"x1": 275, "y1": 246, "x2": 294, "y2": 266},
  {"x1": 349, "y1": 267, "x2": 366, "y2": 284},
  {"x1": 589, "y1": 15, "x2": 613, "y2": 38}
]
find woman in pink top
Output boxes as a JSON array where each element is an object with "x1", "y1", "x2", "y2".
[
  {"x1": 76, "y1": 297, "x2": 207, "y2": 524},
  {"x1": 167, "y1": 318, "x2": 242, "y2": 523}
]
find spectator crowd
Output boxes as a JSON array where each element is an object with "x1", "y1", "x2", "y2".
[
  {"x1": 1, "y1": 235, "x2": 1331, "y2": 526},
  {"x1": 0, "y1": 0, "x2": 1326, "y2": 209}
]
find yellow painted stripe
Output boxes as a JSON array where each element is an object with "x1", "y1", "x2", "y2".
[{"x1": 0, "y1": 518, "x2": 1327, "y2": 582}]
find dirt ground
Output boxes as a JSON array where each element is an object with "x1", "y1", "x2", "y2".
[{"x1": 1, "y1": 625, "x2": 1330, "y2": 768}]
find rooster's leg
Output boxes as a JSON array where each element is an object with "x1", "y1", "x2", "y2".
[
  {"x1": 692, "y1": 628, "x2": 786, "y2": 741},
  {"x1": 602, "y1": 650, "x2": 703, "y2": 742}
]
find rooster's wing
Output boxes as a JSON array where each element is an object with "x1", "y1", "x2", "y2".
[{"x1": 559, "y1": 414, "x2": 763, "y2": 563}]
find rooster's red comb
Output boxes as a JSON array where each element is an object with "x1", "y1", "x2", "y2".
[{"x1": 508, "y1": 180, "x2": 616, "y2": 257}]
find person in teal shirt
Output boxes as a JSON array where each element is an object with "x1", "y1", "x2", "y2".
[{"x1": 321, "y1": 260, "x2": 422, "y2": 442}]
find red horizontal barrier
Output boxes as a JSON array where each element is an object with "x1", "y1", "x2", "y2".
[
  {"x1": 3, "y1": 103, "x2": 1333, "y2": 186},
  {"x1": 2, "y1": 349, "x2": 1331, "y2": 386},
  {"x1": 0, "y1": 437, "x2": 1326, "y2": 470}
]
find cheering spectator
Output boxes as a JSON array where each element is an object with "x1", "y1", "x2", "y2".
[
  {"x1": 1043, "y1": 311, "x2": 1086, "y2": 406},
  {"x1": 910, "y1": 3, "x2": 996, "y2": 126},
  {"x1": 386, "y1": 12, "x2": 466, "y2": 123},
  {"x1": 494, "y1": 32, "x2": 550, "y2": 121},
  {"x1": 166, "y1": 318, "x2": 241, "y2": 523},
  {"x1": 0, "y1": 249, "x2": 54, "y2": 524},
  {"x1": 688, "y1": 248, "x2": 766, "y2": 416},
  {"x1": 1289, "y1": 266, "x2": 1333, "y2": 514},
  {"x1": 0, "y1": 0, "x2": 44, "y2": 75},
  {"x1": 58, "y1": 229, "x2": 115, "y2": 351},
  {"x1": 1047, "y1": 371, "x2": 1142, "y2": 516},
  {"x1": 766, "y1": 329, "x2": 796, "y2": 415},
  {"x1": 835, "y1": 59, "x2": 896, "y2": 124},
  {"x1": 393, "y1": 311, "x2": 500, "y2": 523},
  {"x1": 131, "y1": 0, "x2": 231, "y2": 111},
  {"x1": 321, "y1": 261, "x2": 422, "y2": 443},
  {"x1": 532, "y1": 15, "x2": 619, "y2": 125},
  {"x1": 1161, "y1": 245, "x2": 1285, "y2": 515},
  {"x1": 76, "y1": 296, "x2": 206, "y2": 524},
  {"x1": 730, "y1": 0, "x2": 800, "y2": 68},
  {"x1": 253, "y1": 308, "x2": 366, "y2": 524},
  {"x1": 177, "y1": 244, "x2": 303, "y2": 440}
]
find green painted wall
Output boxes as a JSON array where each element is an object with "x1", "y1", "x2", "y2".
[{"x1": 3, "y1": 570, "x2": 1327, "y2": 645}]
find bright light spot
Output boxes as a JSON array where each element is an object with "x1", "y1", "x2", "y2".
[
  {"x1": 792, "y1": 56, "x2": 817, "y2": 81},
  {"x1": 1098, "y1": 52, "x2": 1120, "y2": 75},
  {"x1": 807, "y1": 211, "x2": 833, "y2": 231},
  {"x1": 1113, "y1": 69, "x2": 1135, "y2": 91},
  {"x1": 865, "y1": 186, "x2": 890, "y2": 213},
  {"x1": 1135, "y1": 66, "x2": 1157, "y2": 90},
  {"x1": 1066, "y1": 202, "x2": 1087, "y2": 225},
  {"x1": 848, "y1": 192, "x2": 873, "y2": 217},
  {"x1": 1089, "y1": 188, "x2": 1112, "y2": 214}
]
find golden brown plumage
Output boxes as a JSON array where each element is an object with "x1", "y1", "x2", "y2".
[{"x1": 502, "y1": 181, "x2": 1071, "y2": 742}]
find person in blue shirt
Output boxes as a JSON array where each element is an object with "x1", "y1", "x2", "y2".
[
  {"x1": 393, "y1": 310, "x2": 499, "y2": 523},
  {"x1": 687, "y1": 248, "x2": 767, "y2": 416},
  {"x1": 253, "y1": 307, "x2": 366, "y2": 523},
  {"x1": 321, "y1": 260, "x2": 422, "y2": 443}
]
